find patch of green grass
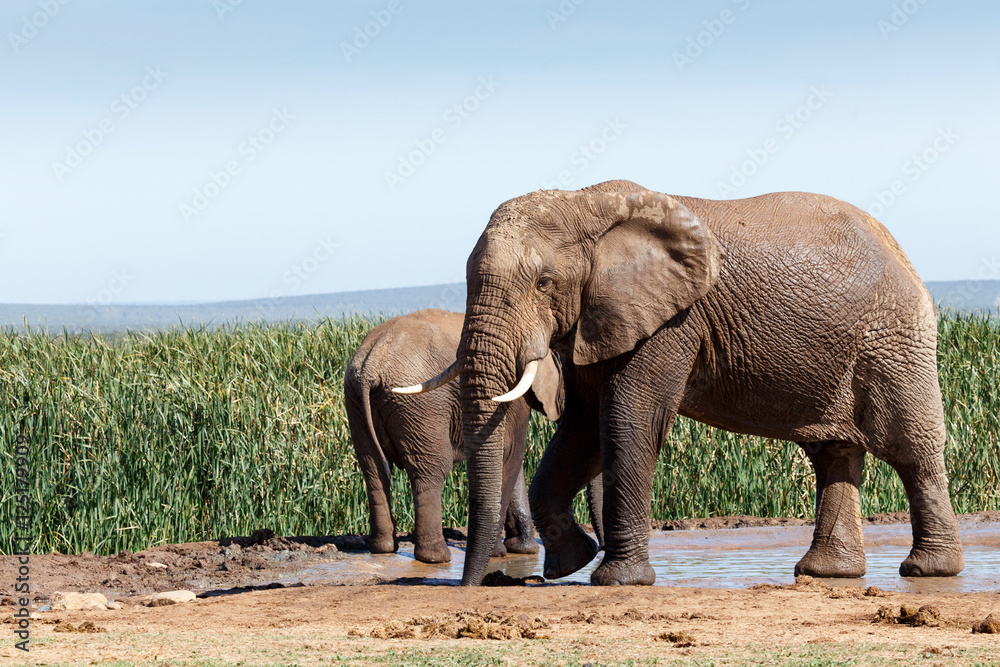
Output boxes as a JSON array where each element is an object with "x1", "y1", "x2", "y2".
[
  {"x1": 7, "y1": 637, "x2": 1000, "y2": 666},
  {"x1": 1, "y1": 313, "x2": 998, "y2": 555}
]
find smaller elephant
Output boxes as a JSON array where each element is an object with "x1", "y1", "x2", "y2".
[{"x1": 344, "y1": 309, "x2": 563, "y2": 563}]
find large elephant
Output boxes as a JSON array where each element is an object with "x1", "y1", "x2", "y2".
[
  {"x1": 344, "y1": 308, "x2": 562, "y2": 563},
  {"x1": 409, "y1": 180, "x2": 964, "y2": 586}
]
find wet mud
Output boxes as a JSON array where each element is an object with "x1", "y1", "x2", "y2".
[{"x1": 2, "y1": 512, "x2": 998, "y2": 610}]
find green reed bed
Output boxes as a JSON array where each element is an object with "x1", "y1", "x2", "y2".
[{"x1": 1, "y1": 313, "x2": 997, "y2": 555}]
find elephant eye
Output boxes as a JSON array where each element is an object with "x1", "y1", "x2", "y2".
[{"x1": 536, "y1": 276, "x2": 553, "y2": 293}]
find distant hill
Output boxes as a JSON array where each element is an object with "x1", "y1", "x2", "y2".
[
  {"x1": 1, "y1": 280, "x2": 995, "y2": 334},
  {"x1": 926, "y1": 280, "x2": 1000, "y2": 314},
  {"x1": 0, "y1": 283, "x2": 467, "y2": 334}
]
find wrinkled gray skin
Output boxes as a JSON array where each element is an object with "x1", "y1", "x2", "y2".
[
  {"x1": 344, "y1": 309, "x2": 561, "y2": 563},
  {"x1": 456, "y1": 179, "x2": 964, "y2": 586}
]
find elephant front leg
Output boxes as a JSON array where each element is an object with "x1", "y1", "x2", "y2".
[
  {"x1": 529, "y1": 417, "x2": 600, "y2": 580},
  {"x1": 795, "y1": 441, "x2": 867, "y2": 578},
  {"x1": 589, "y1": 412, "x2": 662, "y2": 586}
]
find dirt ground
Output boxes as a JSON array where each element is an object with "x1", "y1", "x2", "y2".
[{"x1": 3, "y1": 516, "x2": 999, "y2": 666}]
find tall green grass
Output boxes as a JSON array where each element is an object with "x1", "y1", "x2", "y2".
[{"x1": 1, "y1": 313, "x2": 997, "y2": 555}]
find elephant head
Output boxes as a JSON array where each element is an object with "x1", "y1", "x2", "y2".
[{"x1": 403, "y1": 180, "x2": 722, "y2": 584}]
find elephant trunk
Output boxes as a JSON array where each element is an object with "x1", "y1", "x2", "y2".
[{"x1": 459, "y1": 303, "x2": 518, "y2": 586}]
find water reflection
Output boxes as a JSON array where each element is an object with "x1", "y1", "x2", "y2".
[{"x1": 299, "y1": 521, "x2": 1000, "y2": 592}]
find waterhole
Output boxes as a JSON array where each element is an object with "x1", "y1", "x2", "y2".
[{"x1": 297, "y1": 519, "x2": 1000, "y2": 592}]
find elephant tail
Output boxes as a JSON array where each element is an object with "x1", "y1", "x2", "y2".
[
  {"x1": 360, "y1": 382, "x2": 391, "y2": 483},
  {"x1": 344, "y1": 369, "x2": 395, "y2": 552}
]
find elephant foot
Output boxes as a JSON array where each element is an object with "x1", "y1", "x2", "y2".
[
  {"x1": 491, "y1": 538, "x2": 508, "y2": 559},
  {"x1": 367, "y1": 533, "x2": 397, "y2": 554},
  {"x1": 542, "y1": 527, "x2": 598, "y2": 580},
  {"x1": 504, "y1": 534, "x2": 540, "y2": 555},
  {"x1": 794, "y1": 541, "x2": 866, "y2": 578},
  {"x1": 591, "y1": 557, "x2": 655, "y2": 586},
  {"x1": 414, "y1": 540, "x2": 452, "y2": 564},
  {"x1": 899, "y1": 544, "x2": 964, "y2": 577}
]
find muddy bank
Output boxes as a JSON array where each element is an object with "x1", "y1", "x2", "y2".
[
  {"x1": 5, "y1": 582, "x2": 1000, "y2": 666},
  {"x1": 0, "y1": 530, "x2": 373, "y2": 607}
]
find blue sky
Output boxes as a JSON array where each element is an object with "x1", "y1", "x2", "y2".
[{"x1": 1, "y1": 0, "x2": 997, "y2": 304}]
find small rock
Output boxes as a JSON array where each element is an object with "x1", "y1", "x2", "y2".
[
  {"x1": 106, "y1": 601, "x2": 124, "y2": 610},
  {"x1": 247, "y1": 528, "x2": 275, "y2": 546},
  {"x1": 146, "y1": 561, "x2": 168, "y2": 570},
  {"x1": 143, "y1": 590, "x2": 196, "y2": 607},
  {"x1": 333, "y1": 534, "x2": 369, "y2": 552},
  {"x1": 51, "y1": 592, "x2": 108, "y2": 611}
]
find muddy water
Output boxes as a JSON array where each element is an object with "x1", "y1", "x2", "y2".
[{"x1": 297, "y1": 520, "x2": 1000, "y2": 592}]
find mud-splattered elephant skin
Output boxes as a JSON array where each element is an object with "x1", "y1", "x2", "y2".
[{"x1": 450, "y1": 180, "x2": 963, "y2": 586}]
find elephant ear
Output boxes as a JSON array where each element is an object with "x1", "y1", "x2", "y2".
[
  {"x1": 573, "y1": 191, "x2": 723, "y2": 366},
  {"x1": 527, "y1": 350, "x2": 563, "y2": 421}
]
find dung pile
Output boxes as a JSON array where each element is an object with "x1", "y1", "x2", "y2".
[
  {"x1": 481, "y1": 570, "x2": 545, "y2": 587},
  {"x1": 873, "y1": 604, "x2": 941, "y2": 627},
  {"x1": 655, "y1": 630, "x2": 695, "y2": 647},
  {"x1": 354, "y1": 610, "x2": 550, "y2": 640},
  {"x1": 972, "y1": 614, "x2": 1000, "y2": 634},
  {"x1": 753, "y1": 576, "x2": 886, "y2": 599},
  {"x1": 53, "y1": 621, "x2": 105, "y2": 633}
]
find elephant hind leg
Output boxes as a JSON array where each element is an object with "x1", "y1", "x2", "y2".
[
  {"x1": 859, "y1": 362, "x2": 963, "y2": 577},
  {"x1": 529, "y1": 416, "x2": 600, "y2": 580},
  {"x1": 345, "y1": 390, "x2": 397, "y2": 554},
  {"x1": 795, "y1": 440, "x2": 867, "y2": 578},
  {"x1": 586, "y1": 475, "x2": 605, "y2": 551},
  {"x1": 409, "y1": 472, "x2": 452, "y2": 564},
  {"x1": 504, "y1": 468, "x2": 539, "y2": 554},
  {"x1": 890, "y1": 455, "x2": 965, "y2": 576}
]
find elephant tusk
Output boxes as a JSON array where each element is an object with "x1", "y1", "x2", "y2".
[
  {"x1": 391, "y1": 360, "x2": 460, "y2": 394},
  {"x1": 491, "y1": 359, "x2": 540, "y2": 403}
]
